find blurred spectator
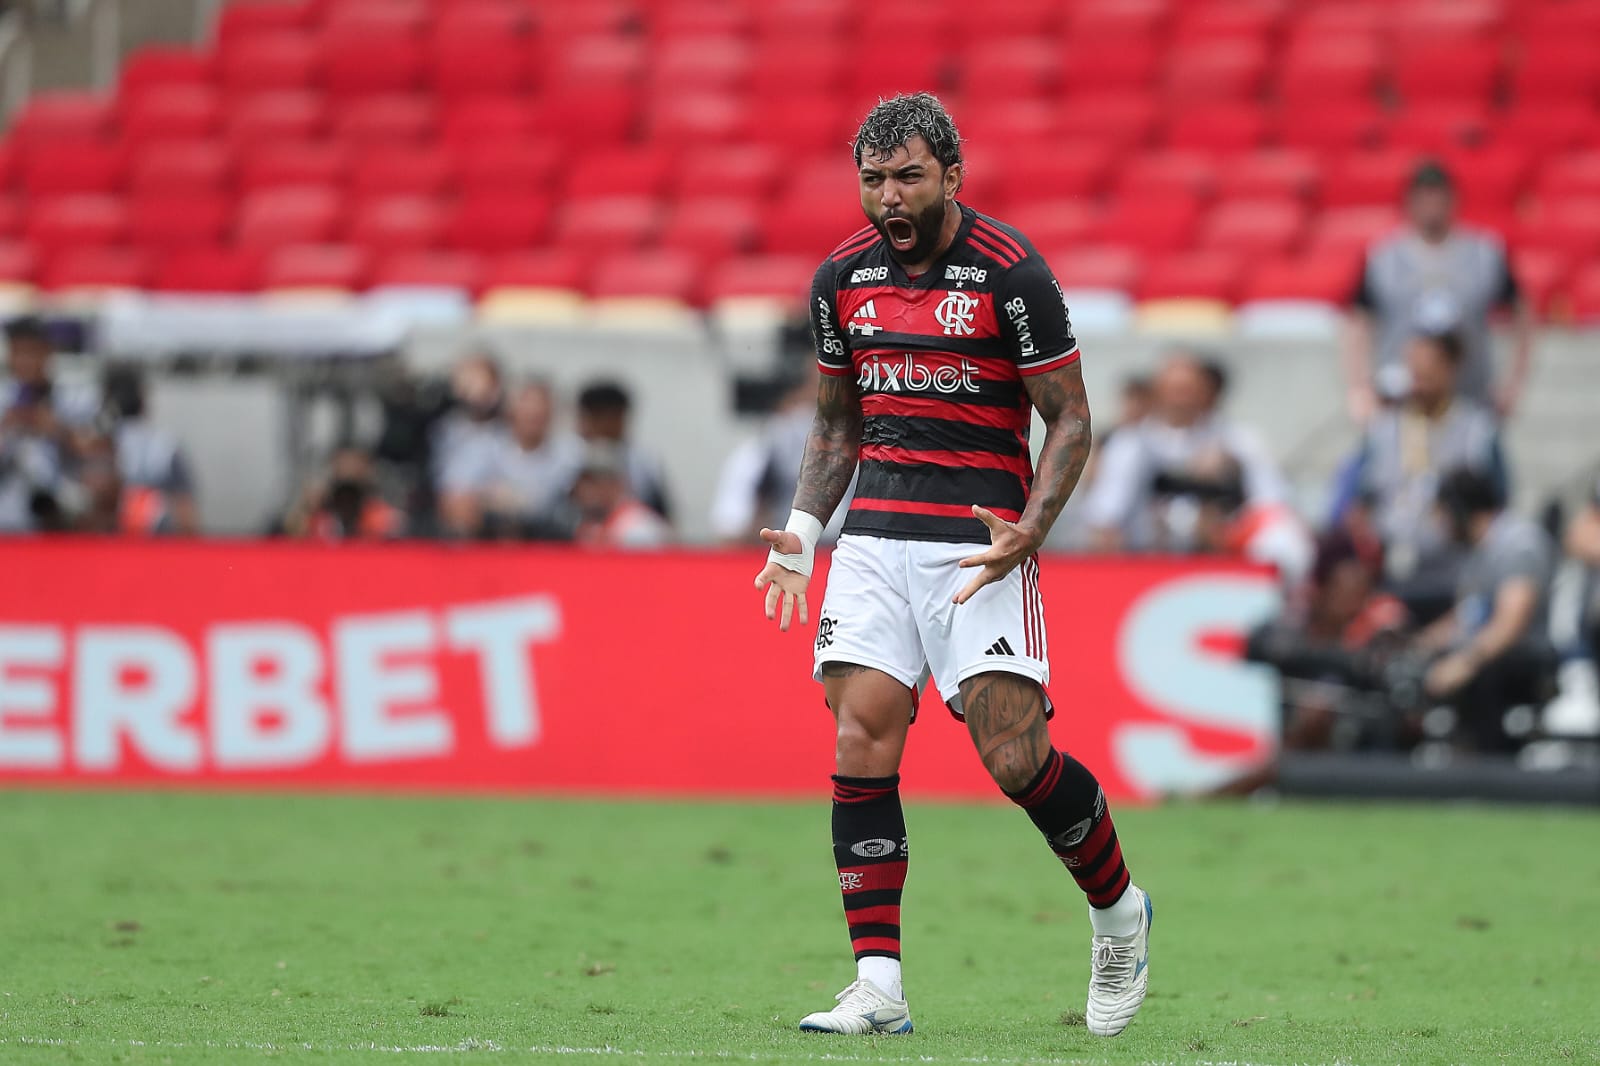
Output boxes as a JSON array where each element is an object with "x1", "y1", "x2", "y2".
[
  {"x1": 74, "y1": 436, "x2": 122, "y2": 535},
  {"x1": 575, "y1": 380, "x2": 672, "y2": 522},
  {"x1": 101, "y1": 365, "x2": 199, "y2": 535},
  {"x1": 1083, "y1": 352, "x2": 1286, "y2": 552},
  {"x1": 572, "y1": 443, "x2": 671, "y2": 550},
  {"x1": 434, "y1": 351, "x2": 509, "y2": 537},
  {"x1": 439, "y1": 379, "x2": 579, "y2": 540},
  {"x1": 1105, "y1": 373, "x2": 1154, "y2": 446},
  {"x1": 1414, "y1": 468, "x2": 1558, "y2": 752},
  {"x1": 709, "y1": 368, "x2": 853, "y2": 545},
  {"x1": 1343, "y1": 161, "x2": 1533, "y2": 421},
  {"x1": 1186, "y1": 452, "x2": 1316, "y2": 587},
  {"x1": 282, "y1": 446, "x2": 405, "y2": 541},
  {"x1": 1564, "y1": 472, "x2": 1600, "y2": 669},
  {"x1": 0, "y1": 318, "x2": 90, "y2": 531},
  {"x1": 1340, "y1": 331, "x2": 1506, "y2": 623}
]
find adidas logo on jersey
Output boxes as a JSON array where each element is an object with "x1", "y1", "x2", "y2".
[{"x1": 848, "y1": 300, "x2": 883, "y2": 336}]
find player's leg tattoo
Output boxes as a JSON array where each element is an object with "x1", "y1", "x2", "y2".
[
  {"x1": 962, "y1": 672, "x2": 1133, "y2": 908},
  {"x1": 960, "y1": 671, "x2": 1051, "y2": 793},
  {"x1": 831, "y1": 774, "x2": 908, "y2": 964}
]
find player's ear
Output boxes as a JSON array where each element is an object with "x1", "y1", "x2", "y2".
[{"x1": 945, "y1": 162, "x2": 963, "y2": 199}]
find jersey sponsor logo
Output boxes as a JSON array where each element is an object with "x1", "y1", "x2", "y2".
[
  {"x1": 857, "y1": 353, "x2": 980, "y2": 395},
  {"x1": 848, "y1": 299, "x2": 883, "y2": 337},
  {"x1": 816, "y1": 295, "x2": 845, "y2": 357},
  {"x1": 1004, "y1": 295, "x2": 1036, "y2": 358},
  {"x1": 851, "y1": 266, "x2": 889, "y2": 283},
  {"x1": 945, "y1": 265, "x2": 987, "y2": 285},
  {"x1": 849, "y1": 838, "x2": 898, "y2": 858},
  {"x1": 934, "y1": 290, "x2": 980, "y2": 336}
]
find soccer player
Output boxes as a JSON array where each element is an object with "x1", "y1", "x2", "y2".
[{"x1": 753, "y1": 93, "x2": 1152, "y2": 1038}]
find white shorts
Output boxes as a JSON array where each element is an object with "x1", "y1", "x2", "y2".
[{"x1": 812, "y1": 534, "x2": 1051, "y2": 719}]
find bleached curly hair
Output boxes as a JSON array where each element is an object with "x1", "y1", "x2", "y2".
[{"x1": 853, "y1": 92, "x2": 963, "y2": 171}]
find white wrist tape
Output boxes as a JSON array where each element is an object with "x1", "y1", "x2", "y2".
[{"x1": 767, "y1": 509, "x2": 825, "y2": 578}]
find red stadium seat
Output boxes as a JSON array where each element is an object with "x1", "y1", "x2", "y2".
[
  {"x1": 959, "y1": 39, "x2": 1060, "y2": 100},
  {"x1": 119, "y1": 47, "x2": 214, "y2": 96},
  {"x1": 564, "y1": 148, "x2": 675, "y2": 199},
  {"x1": 1495, "y1": 104, "x2": 1600, "y2": 156},
  {"x1": 527, "y1": 87, "x2": 637, "y2": 145},
  {"x1": 226, "y1": 91, "x2": 328, "y2": 146},
  {"x1": 1322, "y1": 151, "x2": 1418, "y2": 208},
  {"x1": 650, "y1": 36, "x2": 753, "y2": 91},
  {"x1": 482, "y1": 250, "x2": 588, "y2": 293},
  {"x1": 960, "y1": 99, "x2": 1061, "y2": 149},
  {"x1": 652, "y1": 2, "x2": 753, "y2": 37},
  {"x1": 1214, "y1": 150, "x2": 1321, "y2": 202},
  {"x1": 648, "y1": 92, "x2": 748, "y2": 145},
  {"x1": 1509, "y1": 247, "x2": 1571, "y2": 317},
  {"x1": 1513, "y1": 199, "x2": 1600, "y2": 261},
  {"x1": 447, "y1": 195, "x2": 553, "y2": 252},
  {"x1": 1533, "y1": 152, "x2": 1600, "y2": 202},
  {"x1": 1305, "y1": 206, "x2": 1403, "y2": 260},
  {"x1": 40, "y1": 246, "x2": 151, "y2": 291},
  {"x1": 1386, "y1": 104, "x2": 1490, "y2": 155},
  {"x1": 1071, "y1": 40, "x2": 1159, "y2": 91},
  {"x1": 1048, "y1": 245, "x2": 1144, "y2": 292},
  {"x1": 1115, "y1": 151, "x2": 1219, "y2": 203},
  {"x1": 121, "y1": 85, "x2": 222, "y2": 144},
  {"x1": 1139, "y1": 250, "x2": 1243, "y2": 302},
  {"x1": 1439, "y1": 146, "x2": 1533, "y2": 218},
  {"x1": 430, "y1": 30, "x2": 534, "y2": 98},
  {"x1": 21, "y1": 142, "x2": 124, "y2": 196},
  {"x1": 321, "y1": 31, "x2": 425, "y2": 95},
  {"x1": 153, "y1": 247, "x2": 262, "y2": 292},
  {"x1": 1392, "y1": 40, "x2": 1503, "y2": 103},
  {"x1": 1277, "y1": 39, "x2": 1382, "y2": 102},
  {"x1": 1514, "y1": 4, "x2": 1600, "y2": 38},
  {"x1": 321, "y1": 0, "x2": 427, "y2": 35},
  {"x1": 0, "y1": 195, "x2": 22, "y2": 238},
  {"x1": 1569, "y1": 264, "x2": 1600, "y2": 323},
  {"x1": 456, "y1": 142, "x2": 560, "y2": 195},
  {"x1": 1056, "y1": 95, "x2": 1159, "y2": 151},
  {"x1": 215, "y1": 1, "x2": 313, "y2": 42},
  {"x1": 1173, "y1": 3, "x2": 1284, "y2": 43},
  {"x1": 218, "y1": 32, "x2": 320, "y2": 92},
  {"x1": 441, "y1": 96, "x2": 538, "y2": 145},
  {"x1": 1510, "y1": 40, "x2": 1600, "y2": 103},
  {"x1": 553, "y1": 196, "x2": 663, "y2": 252},
  {"x1": 845, "y1": 34, "x2": 949, "y2": 100},
  {"x1": 351, "y1": 151, "x2": 457, "y2": 197},
  {"x1": 0, "y1": 240, "x2": 37, "y2": 282},
  {"x1": 1240, "y1": 254, "x2": 1362, "y2": 304},
  {"x1": 759, "y1": 190, "x2": 863, "y2": 257},
  {"x1": 746, "y1": 40, "x2": 849, "y2": 95},
  {"x1": 261, "y1": 243, "x2": 370, "y2": 290},
  {"x1": 433, "y1": 0, "x2": 531, "y2": 36},
  {"x1": 371, "y1": 249, "x2": 485, "y2": 291},
  {"x1": 238, "y1": 140, "x2": 349, "y2": 190},
  {"x1": 1200, "y1": 200, "x2": 1309, "y2": 257},
  {"x1": 1164, "y1": 40, "x2": 1269, "y2": 99},
  {"x1": 748, "y1": 93, "x2": 856, "y2": 155},
  {"x1": 539, "y1": 0, "x2": 640, "y2": 37},
  {"x1": 236, "y1": 185, "x2": 344, "y2": 250},
  {"x1": 589, "y1": 250, "x2": 701, "y2": 303},
  {"x1": 1274, "y1": 100, "x2": 1385, "y2": 153},
  {"x1": 9, "y1": 92, "x2": 115, "y2": 147},
  {"x1": 548, "y1": 35, "x2": 647, "y2": 88},
  {"x1": 973, "y1": 0, "x2": 1057, "y2": 37},
  {"x1": 659, "y1": 198, "x2": 760, "y2": 259},
  {"x1": 702, "y1": 253, "x2": 814, "y2": 304},
  {"x1": 27, "y1": 194, "x2": 128, "y2": 250},
  {"x1": 1390, "y1": 2, "x2": 1503, "y2": 45},
  {"x1": 331, "y1": 94, "x2": 437, "y2": 145},
  {"x1": 672, "y1": 145, "x2": 781, "y2": 200},
  {"x1": 1164, "y1": 104, "x2": 1268, "y2": 152},
  {"x1": 1002, "y1": 201, "x2": 1099, "y2": 250},
  {"x1": 348, "y1": 195, "x2": 449, "y2": 253},
  {"x1": 127, "y1": 193, "x2": 231, "y2": 249},
  {"x1": 1094, "y1": 198, "x2": 1203, "y2": 253},
  {"x1": 1066, "y1": 2, "x2": 1166, "y2": 41}
]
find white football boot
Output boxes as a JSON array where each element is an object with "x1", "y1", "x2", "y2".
[
  {"x1": 1085, "y1": 885, "x2": 1153, "y2": 1037},
  {"x1": 797, "y1": 978, "x2": 913, "y2": 1034}
]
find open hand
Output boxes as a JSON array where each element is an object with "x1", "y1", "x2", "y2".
[
  {"x1": 955, "y1": 506, "x2": 1040, "y2": 605},
  {"x1": 754, "y1": 528, "x2": 810, "y2": 632}
]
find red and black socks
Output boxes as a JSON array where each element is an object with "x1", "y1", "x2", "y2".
[
  {"x1": 1006, "y1": 749, "x2": 1140, "y2": 932},
  {"x1": 831, "y1": 774, "x2": 907, "y2": 995}
]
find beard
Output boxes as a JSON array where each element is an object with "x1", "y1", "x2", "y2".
[{"x1": 871, "y1": 200, "x2": 950, "y2": 264}]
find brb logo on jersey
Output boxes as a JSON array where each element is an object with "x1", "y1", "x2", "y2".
[
  {"x1": 934, "y1": 290, "x2": 979, "y2": 336},
  {"x1": 858, "y1": 353, "x2": 980, "y2": 395}
]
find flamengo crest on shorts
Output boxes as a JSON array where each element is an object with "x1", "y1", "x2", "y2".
[{"x1": 811, "y1": 204, "x2": 1080, "y2": 543}]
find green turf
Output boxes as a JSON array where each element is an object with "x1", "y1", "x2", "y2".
[{"x1": 1, "y1": 791, "x2": 1597, "y2": 1066}]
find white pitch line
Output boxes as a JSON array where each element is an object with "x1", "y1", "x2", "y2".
[{"x1": 3, "y1": 1036, "x2": 1342, "y2": 1066}]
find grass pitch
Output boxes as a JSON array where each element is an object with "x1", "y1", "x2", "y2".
[{"x1": 1, "y1": 791, "x2": 1596, "y2": 1066}]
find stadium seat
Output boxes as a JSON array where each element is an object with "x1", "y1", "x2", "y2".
[
  {"x1": 321, "y1": 0, "x2": 428, "y2": 36},
  {"x1": 650, "y1": 36, "x2": 753, "y2": 92},
  {"x1": 119, "y1": 47, "x2": 214, "y2": 96},
  {"x1": 321, "y1": 31, "x2": 425, "y2": 95},
  {"x1": 348, "y1": 195, "x2": 449, "y2": 253},
  {"x1": 539, "y1": 0, "x2": 640, "y2": 37},
  {"x1": 1004, "y1": 202, "x2": 1100, "y2": 251},
  {"x1": 1386, "y1": 104, "x2": 1490, "y2": 156},
  {"x1": 1095, "y1": 198, "x2": 1203, "y2": 253},
  {"x1": 548, "y1": 35, "x2": 647, "y2": 88},
  {"x1": 127, "y1": 193, "x2": 231, "y2": 249},
  {"x1": 1439, "y1": 146, "x2": 1533, "y2": 218},
  {"x1": 1239, "y1": 254, "x2": 1361, "y2": 304},
  {"x1": 40, "y1": 246, "x2": 151, "y2": 292},
  {"x1": 1164, "y1": 40, "x2": 1269, "y2": 99},
  {"x1": 1510, "y1": 39, "x2": 1600, "y2": 103},
  {"x1": 759, "y1": 191, "x2": 865, "y2": 257},
  {"x1": 1322, "y1": 152, "x2": 1419, "y2": 208},
  {"x1": 1164, "y1": 104, "x2": 1268, "y2": 152},
  {"x1": 526, "y1": 87, "x2": 638, "y2": 145},
  {"x1": 0, "y1": 240, "x2": 37, "y2": 284},
  {"x1": 552, "y1": 196, "x2": 663, "y2": 252},
  {"x1": 972, "y1": 0, "x2": 1057, "y2": 37},
  {"x1": 0, "y1": 196, "x2": 21, "y2": 237},
  {"x1": 27, "y1": 194, "x2": 129, "y2": 249},
  {"x1": 1509, "y1": 247, "x2": 1571, "y2": 317},
  {"x1": 1495, "y1": 104, "x2": 1600, "y2": 156},
  {"x1": 239, "y1": 141, "x2": 348, "y2": 190},
  {"x1": 1514, "y1": 3, "x2": 1600, "y2": 38},
  {"x1": 120, "y1": 84, "x2": 222, "y2": 145},
  {"x1": 701, "y1": 253, "x2": 814, "y2": 305},
  {"x1": 331, "y1": 95, "x2": 437, "y2": 145},
  {"x1": 1173, "y1": 2, "x2": 1283, "y2": 43},
  {"x1": 1568, "y1": 264, "x2": 1600, "y2": 323},
  {"x1": 746, "y1": 40, "x2": 848, "y2": 95},
  {"x1": 351, "y1": 151, "x2": 456, "y2": 197},
  {"x1": 370, "y1": 249, "x2": 485, "y2": 291},
  {"x1": 1277, "y1": 39, "x2": 1383, "y2": 102},
  {"x1": 1115, "y1": 151, "x2": 1219, "y2": 203},
  {"x1": 648, "y1": 92, "x2": 748, "y2": 145},
  {"x1": 959, "y1": 39, "x2": 1060, "y2": 100},
  {"x1": 1140, "y1": 251, "x2": 1244, "y2": 302},
  {"x1": 1392, "y1": 40, "x2": 1503, "y2": 104},
  {"x1": 589, "y1": 250, "x2": 701, "y2": 303},
  {"x1": 218, "y1": 32, "x2": 320, "y2": 92},
  {"x1": 1274, "y1": 100, "x2": 1385, "y2": 154},
  {"x1": 1200, "y1": 200, "x2": 1308, "y2": 257},
  {"x1": 1056, "y1": 95, "x2": 1159, "y2": 151},
  {"x1": 215, "y1": 1, "x2": 313, "y2": 42},
  {"x1": 1047, "y1": 245, "x2": 1144, "y2": 293},
  {"x1": 225, "y1": 91, "x2": 328, "y2": 146},
  {"x1": 447, "y1": 195, "x2": 553, "y2": 252},
  {"x1": 671, "y1": 145, "x2": 781, "y2": 200},
  {"x1": 747, "y1": 93, "x2": 856, "y2": 155},
  {"x1": 441, "y1": 97, "x2": 539, "y2": 145},
  {"x1": 456, "y1": 142, "x2": 559, "y2": 195},
  {"x1": 564, "y1": 147, "x2": 676, "y2": 201},
  {"x1": 1513, "y1": 199, "x2": 1600, "y2": 261},
  {"x1": 430, "y1": 14, "x2": 534, "y2": 97},
  {"x1": 236, "y1": 185, "x2": 344, "y2": 250},
  {"x1": 260, "y1": 243, "x2": 370, "y2": 291},
  {"x1": 659, "y1": 198, "x2": 760, "y2": 260},
  {"x1": 20, "y1": 142, "x2": 124, "y2": 196},
  {"x1": 9, "y1": 92, "x2": 115, "y2": 146},
  {"x1": 481, "y1": 250, "x2": 588, "y2": 293},
  {"x1": 1533, "y1": 153, "x2": 1600, "y2": 202},
  {"x1": 152, "y1": 247, "x2": 261, "y2": 292},
  {"x1": 1135, "y1": 298, "x2": 1233, "y2": 335},
  {"x1": 1305, "y1": 206, "x2": 1402, "y2": 260},
  {"x1": 652, "y1": 1, "x2": 754, "y2": 37},
  {"x1": 845, "y1": 34, "x2": 949, "y2": 100},
  {"x1": 1066, "y1": 2, "x2": 1166, "y2": 41},
  {"x1": 1214, "y1": 150, "x2": 1321, "y2": 202}
]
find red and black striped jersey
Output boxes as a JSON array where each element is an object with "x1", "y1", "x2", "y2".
[{"x1": 811, "y1": 203, "x2": 1080, "y2": 543}]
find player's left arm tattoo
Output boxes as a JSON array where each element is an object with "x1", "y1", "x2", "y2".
[{"x1": 1018, "y1": 360, "x2": 1092, "y2": 545}]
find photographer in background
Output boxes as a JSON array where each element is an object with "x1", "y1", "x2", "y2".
[
  {"x1": 1562, "y1": 472, "x2": 1600, "y2": 670},
  {"x1": 0, "y1": 317, "x2": 96, "y2": 531},
  {"x1": 1414, "y1": 468, "x2": 1559, "y2": 752},
  {"x1": 101, "y1": 365, "x2": 199, "y2": 536},
  {"x1": 281, "y1": 446, "x2": 405, "y2": 541}
]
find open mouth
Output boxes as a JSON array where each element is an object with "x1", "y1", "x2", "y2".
[{"x1": 882, "y1": 216, "x2": 917, "y2": 251}]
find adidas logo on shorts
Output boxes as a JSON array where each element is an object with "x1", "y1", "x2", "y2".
[{"x1": 984, "y1": 637, "x2": 1016, "y2": 657}]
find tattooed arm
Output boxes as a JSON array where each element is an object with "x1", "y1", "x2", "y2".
[
  {"x1": 1017, "y1": 359, "x2": 1093, "y2": 544},
  {"x1": 792, "y1": 373, "x2": 864, "y2": 523}
]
